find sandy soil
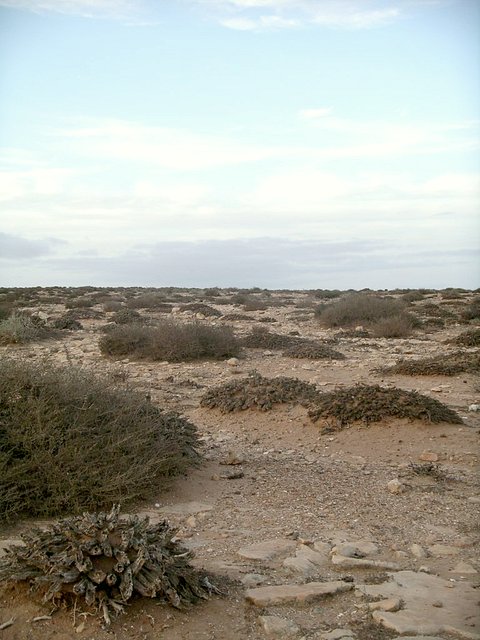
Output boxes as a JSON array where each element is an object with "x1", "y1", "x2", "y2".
[{"x1": 0, "y1": 290, "x2": 478, "y2": 639}]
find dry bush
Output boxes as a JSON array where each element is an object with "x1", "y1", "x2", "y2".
[
  {"x1": 103, "y1": 300, "x2": 123, "y2": 312},
  {"x1": 282, "y1": 341, "x2": 345, "y2": 360},
  {"x1": 179, "y1": 303, "x2": 221, "y2": 317},
  {"x1": 312, "y1": 289, "x2": 343, "y2": 299},
  {"x1": 200, "y1": 373, "x2": 320, "y2": 412},
  {"x1": 52, "y1": 312, "x2": 83, "y2": 330},
  {"x1": 308, "y1": 384, "x2": 462, "y2": 428},
  {"x1": 99, "y1": 320, "x2": 240, "y2": 362},
  {"x1": 335, "y1": 328, "x2": 371, "y2": 338},
  {"x1": 370, "y1": 314, "x2": 415, "y2": 338},
  {"x1": 0, "y1": 506, "x2": 215, "y2": 624},
  {"x1": 379, "y1": 351, "x2": 480, "y2": 376},
  {"x1": 221, "y1": 313, "x2": 255, "y2": 321},
  {"x1": 65, "y1": 297, "x2": 95, "y2": 309},
  {"x1": 0, "y1": 359, "x2": 200, "y2": 523},
  {"x1": 402, "y1": 291, "x2": 425, "y2": 303},
  {"x1": 450, "y1": 328, "x2": 480, "y2": 347},
  {"x1": 126, "y1": 293, "x2": 172, "y2": 311},
  {"x1": 461, "y1": 297, "x2": 480, "y2": 321},
  {"x1": 243, "y1": 300, "x2": 268, "y2": 311},
  {"x1": 112, "y1": 307, "x2": 143, "y2": 324},
  {"x1": 317, "y1": 293, "x2": 406, "y2": 328},
  {"x1": 0, "y1": 313, "x2": 55, "y2": 345},
  {"x1": 242, "y1": 325, "x2": 302, "y2": 349}
]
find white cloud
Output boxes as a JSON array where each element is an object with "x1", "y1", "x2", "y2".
[
  {"x1": 0, "y1": 167, "x2": 74, "y2": 200},
  {"x1": 198, "y1": 0, "x2": 406, "y2": 31},
  {"x1": 0, "y1": 0, "x2": 140, "y2": 18},
  {"x1": 55, "y1": 119, "x2": 280, "y2": 170}
]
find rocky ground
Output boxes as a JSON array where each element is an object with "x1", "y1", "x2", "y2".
[{"x1": 0, "y1": 288, "x2": 479, "y2": 639}]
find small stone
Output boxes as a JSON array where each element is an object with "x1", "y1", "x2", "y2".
[
  {"x1": 223, "y1": 450, "x2": 245, "y2": 465},
  {"x1": 387, "y1": 479, "x2": 406, "y2": 494},
  {"x1": 241, "y1": 573, "x2": 268, "y2": 588},
  {"x1": 369, "y1": 597, "x2": 402, "y2": 612},
  {"x1": 468, "y1": 403, "x2": 480, "y2": 412},
  {"x1": 259, "y1": 615, "x2": 301, "y2": 638},
  {"x1": 410, "y1": 543, "x2": 428, "y2": 559},
  {"x1": 227, "y1": 357, "x2": 239, "y2": 366},
  {"x1": 419, "y1": 452, "x2": 439, "y2": 462},
  {"x1": 185, "y1": 515, "x2": 197, "y2": 528},
  {"x1": 333, "y1": 541, "x2": 379, "y2": 558}
]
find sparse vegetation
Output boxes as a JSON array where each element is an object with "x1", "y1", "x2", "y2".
[
  {"x1": 112, "y1": 307, "x2": 144, "y2": 324},
  {"x1": 379, "y1": 351, "x2": 480, "y2": 376},
  {"x1": 450, "y1": 328, "x2": 480, "y2": 347},
  {"x1": 179, "y1": 303, "x2": 221, "y2": 317},
  {"x1": 0, "y1": 359, "x2": 200, "y2": 522},
  {"x1": 282, "y1": 340, "x2": 345, "y2": 360},
  {"x1": 242, "y1": 325, "x2": 302, "y2": 349},
  {"x1": 370, "y1": 314, "x2": 415, "y2": 338},
  {"x1": 0, "y1": 312, "x2": 54, "y2": 345},
  {"x1": 52, "y1": 312, "x2": 83, "y2": 330},
  {"x1": 308, "y1": 384, "x2": 463, "y2": 428},
  {"x1": 99, "y1": 320, "x2": 240, "y2": 361},
  {"x1": 317, "y1": 293, "x2": 407, "y2": 328},
  {"x1": 200, "y1": 373, "x2": 320, "y2": 412}
]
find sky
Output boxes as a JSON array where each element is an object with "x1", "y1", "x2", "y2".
[{"x1": 0, "y1": 0, "x2": 479, "y2": 289}]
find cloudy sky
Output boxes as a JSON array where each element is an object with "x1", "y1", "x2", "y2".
[{"x1": 0, "y1": 0, "x2": 478, "y2": 289}]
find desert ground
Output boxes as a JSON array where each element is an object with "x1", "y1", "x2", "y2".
[{"x1": 0, "y1": 286, "x2": 479, "y2": 640}]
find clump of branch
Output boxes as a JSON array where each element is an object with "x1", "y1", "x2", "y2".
[
  {"x1": 282, "y1": 340, "x2": 345, "y2": 360},
  {"x1": 200, "y1": 372, "x2": 320, "y2": 412},
  {"x1": 308, "y1": 384, "x2": 462, "y2": 428},
  {"x1": 0, "y1": 506, "x2": 217, "y2": 625},
  {"x1": 241, "y1": 326, "x2": 303, "y2": 350},
  {"x1": 378, "y1": 352, "x2": 480, "y2": 376},
  {"x1": 448, "y1": 328, "x2": 480, "y2": 347}
]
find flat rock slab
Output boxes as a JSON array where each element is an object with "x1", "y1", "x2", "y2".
[
  {"x1": 156, "y1": 502, "x2": 213, "y2": 515},
  {"x1": 357, "y1": 570, "x2": 480, "y2": 639},
  {"x1": 238, "y1": 539, "x2": 297, "y2": 562},
  {"x1": 0, "y1": 539, "x2": 22, "y2": 558},
  {"x1": 332, "y1": 554, "x2": 399, "y2": 570},
  {"x1": 246, "y1": 580, "x2": 353, "y2": 606},
  {"x1": 259, "y1": 615, "x2": 301, "y2": 637}
]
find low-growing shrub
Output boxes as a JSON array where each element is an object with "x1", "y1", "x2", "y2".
[
  {"x1": 450, "y1": 328, "x2": 480, "y2": 347},
  {"x1": 379, "y1": 352, "x2": 480, "y2": 376},
  {"x1": 65, "y1": 297, "x2": 95, "y2": 309},
  {"x1": 317, "y1": 294, "x2": 405, "y2": 328},
  {"x1": 0, "y1": 359, "x2": 200, "y2": 522},
  {"x1": 283, "y1": 341, "x2": 345, "y2": 360},
  {"x1": 179, "y1": 303, "x2": 221, "y2": 317},
  {"x1": 52, "y1": 313, "x2": 83, "y2": 330},
  {"x1": 200, "y1": 373, "x2": 320, "y2": 412},
  {"x1": 126, "y1": 293, "x2": 172, "y2": 310},
  {"x1": 103, "y1": 300, "x2": 123, "y2": 312},
  {"x1": 99, "y1": 320, "x2": 240, "y2": 361},
  {"x1": 242, "y1": 326, "x2": 302, "y2": 349},
  {"x1": 0, "y1": 313, "x2": 54, "y2": 344},
  {"x1": 461, "y1": 297, "x2": 480, "y2": 321},
  {"x1": 370, "y1": 314, "x2": 415, "y2": 338},
  {"x1": 308, "y1": 384, "x2": 462, "y2": 428},
  {"x1": 112, "y1": 307, "x2": 143, "y2": 324}
]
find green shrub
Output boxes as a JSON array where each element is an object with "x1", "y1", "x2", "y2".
[
  {"x1": 317, "y1": 294, "x2": 406, "y2": 328},
  {"x1": 0, "y1": 359, "x2": 200, "y2": 522},
  {"x1": 99, "y1": 320, "x2": 240, "y2": 362}
]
